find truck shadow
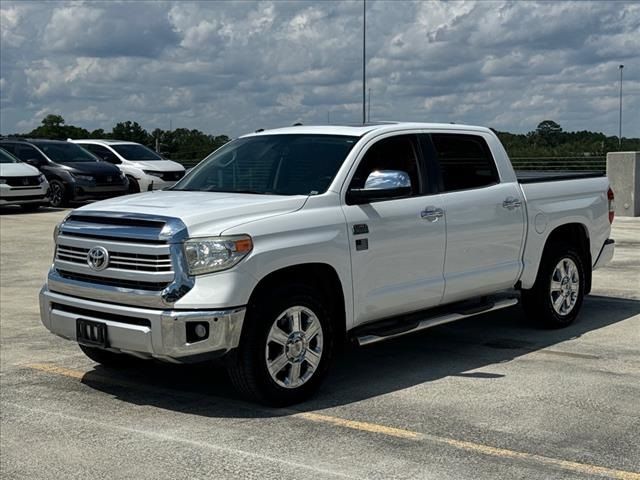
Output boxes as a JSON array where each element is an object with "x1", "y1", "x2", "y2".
[{"x1": 81, "y1": 295, "x2": 640, "y2": 419}]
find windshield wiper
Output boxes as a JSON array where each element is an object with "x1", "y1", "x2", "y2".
[{"x1": 205, "y1": 188, "x2": 268, "y2": 195}]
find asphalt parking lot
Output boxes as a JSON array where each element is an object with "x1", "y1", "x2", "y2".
[{"x1": 1, "y1": 207, "x2": 639, "y2": 480}]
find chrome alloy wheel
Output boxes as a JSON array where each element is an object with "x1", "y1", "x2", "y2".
[
  {"x1": 265, "y1": 306, "x2": 324, "y2": 389},
  {"x1": 550, "y1": 258, "x2": 580, "y2": 316}
]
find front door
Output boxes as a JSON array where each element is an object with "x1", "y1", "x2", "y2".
[{"x1": 342, "y1": 134, "x2": 446, "y2": 326}]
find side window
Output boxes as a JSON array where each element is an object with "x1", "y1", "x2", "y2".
[
  {"x1": 16, "y1": 145, "x2": 47, "y2": 165},
  {"x1": 349, "y1": 135, "x2": 422, "y2": 196},
  {"x1": 0, "y1": 143, "x2": 17, "y2": 155},
  {"x1": 83, "y1": 144, "x2": 121, "y2": 164},
  {"x1": 431, "y1": 134, "x2": 499, "y2": 192}
]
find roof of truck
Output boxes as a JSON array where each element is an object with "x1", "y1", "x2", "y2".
[{"x1": 243, "y1": 122, "x2": 492, "y2": 138}]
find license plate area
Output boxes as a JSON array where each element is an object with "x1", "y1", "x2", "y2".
[{"x1": 76, "y1": 319, "x2": 108, "y2": 347}]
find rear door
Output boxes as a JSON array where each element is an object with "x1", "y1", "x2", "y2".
[
  {"x1": 426, "y1": 133, "x2": 525, "y2": 303},
  {"x1": 342, "y1": 133, "x2": 446, "y2": 326}
]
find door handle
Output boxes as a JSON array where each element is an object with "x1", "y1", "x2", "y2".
[
  {"x1": 421, "y1": 206, "x2": 444, "y2": 222},
  {"x1": 502, "y1": 197, "x2": 522, "y2": 210}
]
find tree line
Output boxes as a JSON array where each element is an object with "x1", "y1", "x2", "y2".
[
  {"x1": 493, "y1": 120, "x2": 639, "y2": 157},
  {"x1": 6, "y1": 115, "x2": 639, "y2": 163},
  {"x1": 11, "y1": 114, "x2": 231, "y2": 162}
]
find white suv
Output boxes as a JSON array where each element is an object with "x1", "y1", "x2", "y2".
[{"x1": 69, "y1": 139, "x2": 185, "y2": 193}]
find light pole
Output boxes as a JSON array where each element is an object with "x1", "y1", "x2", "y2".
[
  {"x1": 618, "y1": 64, "x2": 624, "y2": 149},
  {"x1": 362, "y1": 0, "x2": 367, "y2": 125}
]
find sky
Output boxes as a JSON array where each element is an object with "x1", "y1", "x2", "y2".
[{"x1": 1, "y1": 0, "x2": 638, "y2": 138}]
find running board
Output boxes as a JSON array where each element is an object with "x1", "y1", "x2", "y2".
[{"x1": 355, "y1": 298, "x2": 518, "y2": 347}]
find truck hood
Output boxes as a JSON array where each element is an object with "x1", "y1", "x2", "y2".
[
  {"x1": 77, "y1": 190, "x2": 308, "y2": 236},
  {"x1": 0, "y1": 162, "x2": 41, "y2": 177},
  {"x1": 128, "y1": 160, "x2": 184, "y2": 172}
]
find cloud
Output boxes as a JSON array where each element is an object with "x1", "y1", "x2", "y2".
[
  {"x1": 0, "y1": 0, "x2": 638, "y2": 138},
  {"x1": 42, "y1": 3, "x2": 179, "y2": 58}
]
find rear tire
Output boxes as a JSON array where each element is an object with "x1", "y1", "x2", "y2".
[
  {"x1": 522, "y1": 242, "x2": 586, "y2": 328},
  {"x1": 227, "y1": 285, "x2": 335, "y2": 406},
  {"x1": 79, "y1": 344, "x2": 137, "y2": 368}
]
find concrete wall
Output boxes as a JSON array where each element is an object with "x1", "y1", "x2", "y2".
[{"x1": 606, "y1": 151, "x2": 639, "y2": 217}]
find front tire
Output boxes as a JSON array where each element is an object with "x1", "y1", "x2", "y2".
[
  {"x1": 227, "y1": 285, "x2": 335, "y2": 406},
  {"x1": 522, "y1": 243, "x2": 586, "y2": 328},
  {"x1": 127, "y1": 176, "x2": 140, "y2": 193},
  {"x1": 49, "y1": 180, "x2": 68, "y2": 208}
]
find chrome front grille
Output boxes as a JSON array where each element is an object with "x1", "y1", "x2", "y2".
[
  {"x1": 48, "y1": 212, "x2": 192, "y2": 308},
  {"x1": 54, "y1": 234, "x2": 175, "y2": 289},
  {"x1": 56, "y1": 245, "x2": 172, "y2": 272}
]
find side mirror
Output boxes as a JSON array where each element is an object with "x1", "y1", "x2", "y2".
[
  {"x1": 347, "y1": 170, "x2": 412, "y2": 205},
  {"x1": 25, "y1": 158, "x2": 42, "y2": 166}
]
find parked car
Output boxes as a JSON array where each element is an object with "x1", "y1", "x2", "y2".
[
  {"x1": 0, "y1": 139, "x2": 128, "y2": 207},
  {"x1": 39, "y1": 122, "x2": 615, "y2": 405},
  {"x1": 68, "y1": 139, "x2": 185, "y2": 193},
  {"x1": 0, "y1": 147, "x2": 49, "y2": 210}
]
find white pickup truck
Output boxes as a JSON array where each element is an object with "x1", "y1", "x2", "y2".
[{"x1": 40, "y1": 123, "x2": 615, "y2": 405}]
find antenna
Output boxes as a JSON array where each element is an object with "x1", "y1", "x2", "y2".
[{"x1": 362, "y1": 0, "x2": 366, "y2": 125}]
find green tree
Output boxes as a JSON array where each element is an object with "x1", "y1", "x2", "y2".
[
  {"x1": 111, "y1": 121, "x2": 150, "y2": 145},
  {"x1": 28, "y1": 114, "x2": 89, "y2": 140}
]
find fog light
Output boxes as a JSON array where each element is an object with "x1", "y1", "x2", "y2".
[
  {"x1": 186, "y1": 321, "x2": 210, "y2": 343},
  {"x1": 195, "y1": 324, "x2": 207, "y2": 338}
]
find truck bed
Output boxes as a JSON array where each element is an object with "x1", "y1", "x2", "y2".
[{"x1": 515, "y1": 170, "x2": 605, "y2": 184}]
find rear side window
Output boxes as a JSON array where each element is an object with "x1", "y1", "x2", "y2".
[
  {"x1": 82, "y1": 144, "x2": 121, "y2": 164},
  {"x1": 431, "y1": 134, "x2": 499, "y2": 191}
]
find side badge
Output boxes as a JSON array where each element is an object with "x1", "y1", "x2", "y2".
[
  {"x1": 353, "y1": 224, "x2": 369, "y2": 235},
  {"x1": 355, "y1": 239, "x2": 369, "y2": 251}
]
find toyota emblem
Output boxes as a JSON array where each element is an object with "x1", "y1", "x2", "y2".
[{"x1": 87, "y1": 246, "x2": 109, "y2": 271}]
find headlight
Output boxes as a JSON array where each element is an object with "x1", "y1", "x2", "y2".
[
  {"x1": 143, "y1": 170, "x2": 164, "y2": 178},
  {"x1": 183, "y1": 235, "x2": 253, "y2": 275},
  {"x1": 71, "y1": 173, "x2": 94, "y2": 182},
  {"x1": 38, "y1": 174, "x2": 46, "y2": 183},
  {"x1": 53, "y1": 213, "x2": 71, "y2": 241}
]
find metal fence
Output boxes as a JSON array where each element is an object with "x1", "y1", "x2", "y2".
[
  {"x1": 178, "y1": 156, "x2": 607, "y2": 172},
  {"x1": 510, "y1": 156, "x2": 606, "y2": 172}
]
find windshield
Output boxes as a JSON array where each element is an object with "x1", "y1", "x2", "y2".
[
  {"x1": 37, "y1": 142, "x2": 98, "y2": 163},
  {"x1": 0, "y1": 148, "x2": 19, "y2": 164},
  {"x1": 172, "y1": 134, "x2": 359, "y2": 195},
  {"x1": 111, "y1": 144, "x2": 162, "y2": 160}
]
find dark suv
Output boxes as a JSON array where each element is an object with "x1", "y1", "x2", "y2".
[{"x1": 0, "y1": 139, "x2": 129, "y2": 207}]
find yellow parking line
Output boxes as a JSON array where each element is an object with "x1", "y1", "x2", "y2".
[
  {"x1": 295, "y1": 412, "x2": 420, "y2": 439},
  {"x1": 28, "y1": 363, "x2": 85, "y2": 379},
  {"x1": 24, "y1": 362, "x2": 640, "y2": 480}
]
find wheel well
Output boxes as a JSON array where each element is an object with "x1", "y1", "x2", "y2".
[
  {"x1": 248, "y1": 263, "x2": 347, "y2": 341},
  {"x1": 544, "y1": 223, "x2": 592, "y2": 293}
]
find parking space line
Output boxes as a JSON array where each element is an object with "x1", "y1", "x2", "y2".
[
  {"x1": 4, "y1": 402, "x2": 360, "y2": 480},
  {"x1": 24, "y1": 362, "x2": 640, "y2": 480},
  {"x1": 295, "y1": 412, "x2": 420, "y2": 439}
]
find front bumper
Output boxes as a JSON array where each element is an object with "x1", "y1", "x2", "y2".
[
  {"x1": 0, "y1": 183, "x2": 49, "y2": 206},
  {"x1": 39, "y1": 285, "x2": 245, "y2": 362},
  {"x1": 139, "y1": 177, "x2": 178, "y2": 191},
  {"x1": 72, "y1": 183, "x2": 129, "y2": 201}
]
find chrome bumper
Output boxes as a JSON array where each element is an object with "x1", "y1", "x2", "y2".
[{"x1": 39, "y1": 285, "x2": 245, "y2": 362}]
